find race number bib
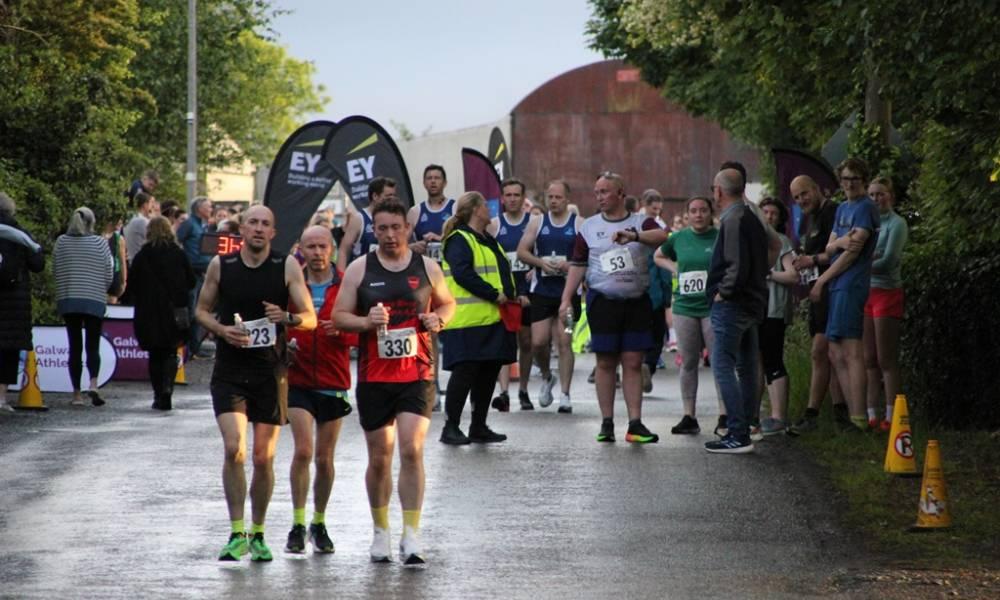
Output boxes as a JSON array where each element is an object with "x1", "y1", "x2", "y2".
[
  {"x1": 507, "y1": 251, "x2": 529, "y2": 272},
  {"x1": 678, "y1": 270, "x2": 707, "y2": 296},
  {"x1": 800, "y1": 266, "x2": 819, "y2": 285},
  {"x1": 425, "y1": 242, "x2": 443, "y2": 262},
  {"x1": 541, "y1": 255, "x2": 567, "y2": 277},
  {"x1": 599, "y1": 246, "x2": 634, "y2": 274},
  {"x1": 242, "y1": 317, "x2": 276, "y2": 348},
  {"x1": 377, "y1": 327, "x2": 418, "y2": 359}
]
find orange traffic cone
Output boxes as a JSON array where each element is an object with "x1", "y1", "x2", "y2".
[
  {"x1": 14, "y1": 351, "x2": 48, "y2": 411},
  {"x1": 174, "y1": 346, "x2": 187, "y2": 386},
  {"x1": 884, "y1": 394, "x2": 918, "y2": 476},
  {"x1": 911, "y1": 440, "x2": 951, "y2": 530}
]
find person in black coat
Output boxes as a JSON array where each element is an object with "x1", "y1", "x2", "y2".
[
  {"x1": 0, "y1": 192, "x2": 45, "y2": 411},
  {"x1": 129, "y1": 216, "x2": 195, "y2": 410}
]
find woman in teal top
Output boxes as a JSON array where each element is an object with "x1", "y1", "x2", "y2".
[
  {"x1": 863, "y1": 176, "x2": 909, "y2": 430},
  {"x1": 654, "y1": 197, "x2": 724, "y2": 436}
]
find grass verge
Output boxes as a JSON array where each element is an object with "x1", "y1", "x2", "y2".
[{"x1": 781, "y1": 321, "x2": 1000, "y2": 565}]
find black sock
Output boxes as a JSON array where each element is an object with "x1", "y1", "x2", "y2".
[{"x1": 805, "y1": 407, "x2": 819, "y2": 418}]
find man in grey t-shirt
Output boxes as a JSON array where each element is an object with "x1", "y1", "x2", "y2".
[{"x1": 123, "y1": 191, "x2": 157, "y2": 265}]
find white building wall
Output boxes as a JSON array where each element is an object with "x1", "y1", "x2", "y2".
[{"x1": 396, "y1": 116, "x2": 511, "y2": 204}]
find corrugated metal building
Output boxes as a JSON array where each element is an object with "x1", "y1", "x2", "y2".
[{"x1": 512, "y1": 59, "x2": 759, "y2": 215}]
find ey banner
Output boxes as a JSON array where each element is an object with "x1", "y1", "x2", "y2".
[
  {"x1": 323, "y1": 115, "x2": 414, "y2": 212},
  {"x1": 488, "y1": 127, "x2": 511, "y2": 181},
  {"x1": 263, "y1": 120, "x2": 338, "y2": 254},
  {"x1": 462, "y1": 147, "x2": 502, "y2": 219}
]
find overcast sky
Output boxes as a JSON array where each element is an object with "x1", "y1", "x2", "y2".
[{"x1": 270, "y1": 0, "x2": 604, "y2": 137}]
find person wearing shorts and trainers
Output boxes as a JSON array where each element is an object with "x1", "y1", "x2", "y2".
[
  {"x1": 197, "y1": 205, "x2": 317, "y2": 562},
  {"x1": 487, "y1": 177, "x2": 534, "y2": 412},
  {"x1": 863, "y1": 176, "x2": 908, "y2": 430},
  {"x1": 789, "y1": 175, "x2": 848, "y2": 433},
  {"x1": 334, "y1": 201, "x2": 455, "y2": 566},
  {"x1": 517, "y1": 179, "x2": 580, "y2": 414},
  {"x1": 284, "y1": 226, "x2": 357, "y2": 555},
  {"x1": 809, "y1": 158, "x2": 881, "y2": 432},
  {"x1": 654, "y1": 196, "x2": 724, "y2": 436},
  {"x1": 560, "y1": 172, "x2": 667, "y2": 443}
]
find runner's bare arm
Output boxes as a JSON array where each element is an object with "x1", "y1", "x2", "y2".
[
  {"x1": 558, "y1": 265, "x2": 586, "y2": 319},
  {"x1": 516, "y1": 215, "x2": 555, "y2": 273},
  {"x1": 277, "y1": 255, "x2": 317, "y2": 330},
  {"x1": 486, "y1": 216, "x2": 499, "y2": 238},
  {"x1": 196, "y1": 257, "x2": 249, "y2": 347},
  {"x1": 408, "y1": 205, "x2": 427, "y2": 254},
  {"x1": 421, "y1": 256, "x2": 456, "y2": 331},
  {"x1": 336, "y1": 213, "x2": 363, "y2": 273},
  {"x1": 332, "y1": 257, "x2": 382, "y2": 332},
  {"x1": 653, "y1": 246, "x2": 678, "y2": 274},
  {"x1": 811, "y1": 228, "x2": 872, "y2": 299}
]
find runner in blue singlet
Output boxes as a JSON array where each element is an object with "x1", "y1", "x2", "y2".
[{"x1": 486, "y1": 177, "x2": 534, "y2": 412}]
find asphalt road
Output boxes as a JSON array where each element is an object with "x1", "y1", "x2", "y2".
[{"x1": 0, "y1": 353, "x2": 862, "y2": 599}]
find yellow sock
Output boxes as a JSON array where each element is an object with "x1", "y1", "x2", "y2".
[
  {"x1": 371, "y1": 506, "x2": 389, "y2": 530},
  {"x1": 293, "y1": 508, "x2": 306, "y2": 526},
  {"x1": 251, "y1": 522, "x2": 265, "y2": 535},
  {"x1": 311, "y1": 511, "x2": 325, "y2": 525},
  {"x1": 231, "y1": 519, "x2": 244, "y2": 534},
  {"x1": 403, "y1": 509, "x2": 421, "y2": 531},
  {"x1": 850, "y1": 416, "x2": 869, "y2": 430}
]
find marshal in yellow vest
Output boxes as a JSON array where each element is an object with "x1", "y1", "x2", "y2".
[{"x1": 441, "y1": 228, "x2": 514, "y2": 330}]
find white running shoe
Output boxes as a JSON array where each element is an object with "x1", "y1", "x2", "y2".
[
  {"x1": 0, "y1": 400, "x2": 14, "y2": 413},
  {"x1": 399, "y1": 526, "x2": 426, "y2": 566},
  {"x1": 370, "y1": 527, "x2": 392, "y2": 563},
  {"x1": 557, "y1": 393, "x2": 572, "y2": 414},
  {"x1": 539, "y1": 373, "x2": 557, "y2": 407}
]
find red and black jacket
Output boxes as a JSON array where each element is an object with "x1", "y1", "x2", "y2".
[{"x1": 287, "y1": 269, "x2": 357, "y2": 391}]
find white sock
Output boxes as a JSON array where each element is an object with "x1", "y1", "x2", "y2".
[
  {"x1": 885, "y1": 405, "x2": 894, "y2": 421},
  {"x1": 866, "y1": 407, "x2": 876, "y2": 420},
  {"x1": 668, "y1": 328, "x2": 677, "y2": 344}
]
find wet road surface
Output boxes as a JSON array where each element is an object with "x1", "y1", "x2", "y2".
[{"x1": 0, "y1": 354, "x2": 861, "y2": 599}]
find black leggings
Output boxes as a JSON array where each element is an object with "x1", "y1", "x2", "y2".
[
  {"x1": 147, "y1": 347, "x2": 178, "y2": 400},
  {"x1": 445, "y1": 360, "x2": 504, "y2": 430},
  {"x1": 758, "y1": 317, "x2": 788, "y2": 384},
  {"x1": 63, "y1": 313, "x2": 103, "y2": 391}
]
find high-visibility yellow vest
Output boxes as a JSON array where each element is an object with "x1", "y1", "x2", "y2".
[{"x1": 441, "y1": 228, "x2": 512, "y2": 330}]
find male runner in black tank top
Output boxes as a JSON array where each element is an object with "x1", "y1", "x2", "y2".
[
  {"x1": 196, "y1": 205, "x2": 317, "y2": 563},
  {"x1": 334, "y1": 201, "x2": 454, "y2": 566}
]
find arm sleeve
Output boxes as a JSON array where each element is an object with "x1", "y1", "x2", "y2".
[
  {"x1": 443, "y1": 235, "x2": 500, "y2": 302},
  {"x1": 872, "y1": 216, "x2": 908, "y2": 275},
  {"x1": 176, "y1": 220, "x2": 191, "y2": 244},
  {"x1": 717, "y1": 213, "x2": 743, "y2": 299},
  {"x1": 661, "y1": 235, "x2": 677, "y2": 261},
  {"x1": 569, "y1": 232, "x2": 589, "y2": 265},
  {"x1": 641, "y1": 217, "x2": 661, "y2": 231}
]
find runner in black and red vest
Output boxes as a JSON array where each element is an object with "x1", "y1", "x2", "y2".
[
  {"x1": 283, "y1": 225, "x2": 358, "y2": 555},
  {"x1": 333, "y1": 200, "x2": 455, "y2": 567}
]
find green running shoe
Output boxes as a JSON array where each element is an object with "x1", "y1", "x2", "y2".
[
  {"x1": 218, "y1": 532, "x2": 249, "y2": 561},
  {"x1": 249, "y1": 532, "x2": 273, "y2": 562},
  {"x1": 625, "y1": 420, "x2": 659, "y2": 444},
  {"x1": 596, "y1": 418, "x2": 615, "y2": 443}
]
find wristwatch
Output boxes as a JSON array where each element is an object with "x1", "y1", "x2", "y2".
[{"x1": 286, "y1": 312, "x2": 297, "y2": 326}]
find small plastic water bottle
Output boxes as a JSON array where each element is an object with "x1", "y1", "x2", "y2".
[
  {"x1": 376, "y1": 303, "x2": 388, "y2": 339},
  {"x1": 233, "y1": 313, "x2": 245, "y2": 332},
  {"x1": 563, "y1": 306, "x2": 575, "y2": 335}
]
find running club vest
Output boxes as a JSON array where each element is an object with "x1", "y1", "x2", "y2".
[
  {"x1": 414, "y1": 198, "x2": 455, "y2": 241},
  {"x1": 215, "y1": 251, "x2": 289, "y2": 369},
  {"x1": 532, "y1": 212, "x2": 577, "y2": 298},
  {"x1": 351, "y1": 209, "x2": 378, "y2": 262},
  {"x1": 495, "y1": 212, "x2": 530, "y2": 290},
  {"x1": 578, "y1": 213, "x2": 652, "y2": 299},
  {"x1": 356, "y1": 251, "x2": 433, "y2": 383}
]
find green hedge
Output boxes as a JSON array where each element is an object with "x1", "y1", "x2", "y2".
[{"x1": 900, "y1": 243, "x2": 1000, "y2": 429}]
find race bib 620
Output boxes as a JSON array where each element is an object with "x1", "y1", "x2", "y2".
[{"x1": 678, "y1": 270, "x2": 707, "y2": 296}]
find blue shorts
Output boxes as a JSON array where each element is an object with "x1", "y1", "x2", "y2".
[
  {"x1": 826, "y1": 287, "x2": 868, "y2": 341},
  {"x1": 586, "y1": 291, "x2": 654, "y2": 354}
]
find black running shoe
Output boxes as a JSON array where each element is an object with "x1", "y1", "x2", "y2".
[
  {"x1": 626, "y1": 420, "x2": 659, "y2": 444},
  {"x1": 468, "y1": 425, "x2": 507, "y2": 443},
  {"x1": 518, "y1": 390, "x2": 534, "y2": 411},
  {"x1": 491, "y1": 391, "x2": 510, "y2": 412},
  {"x1": 440, "y1": 421, "x2": 470, "y2": 445},
  {"x1": 670, "y1": 415, "x2": 701, "y2": 435},
  {"x1": 309, "y1": 523, "x2": 335, "y2": 553},
  {"x1": 596, "y1": 418, "x2": 615, "y2": 443},
  {"x1": 832, "y1": 403, "x2": 852, "y2": 430},
  {"x1": 285, "y1": 524, "x2": 306, "y2": 553}
]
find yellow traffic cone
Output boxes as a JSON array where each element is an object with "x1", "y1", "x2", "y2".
[
  {"x1": 884, "y1": 394, "x2": 918, "y2": 476},
  {"x1": 174, "y1": 346, "x2": 187, "y2": 386},
  {"x1": 14, "y1": 351, "x2": 48, "y2": 411},
  {"x1": 912, "y1": 440, "x2": 951, "y2": 530}
]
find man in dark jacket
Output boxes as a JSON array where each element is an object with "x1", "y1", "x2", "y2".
[
  {"x1": 704, "y1": 169, "x2": 768, "y2": 453},
  {"x1": 0, "y1": 192, "x2": 45, "y2": 411}
]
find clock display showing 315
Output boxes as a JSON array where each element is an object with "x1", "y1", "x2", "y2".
[{"x1": 199, "y1": 232, "x2": 244, "y2": 256}]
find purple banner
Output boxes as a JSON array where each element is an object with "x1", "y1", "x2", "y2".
[
  {"x1": 103, "y1": 316, "x2": 149, "y2": 381},
  {"x1": 462, "y1": 147, "x2": 502, "y2": 219}
]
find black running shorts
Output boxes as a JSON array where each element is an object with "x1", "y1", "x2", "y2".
[
  {"x1": 585, "y1": 291, "x2": 654, "y2": 354},
  {"x1": 211, "y1": 364, "x2": 287, "y2": 425},
  {"x1": 355, "y1": 380, "x2": 435, "y2": 432},
  {"x1": 529, "y1": 293, "x2": 581, "y2": 325},
  {"x1": 287, "y1": 387, "x2": 352, "y2": 423}
]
